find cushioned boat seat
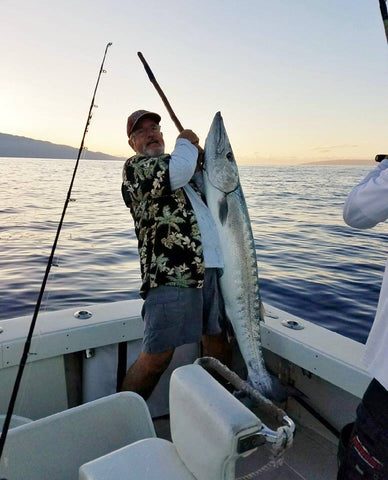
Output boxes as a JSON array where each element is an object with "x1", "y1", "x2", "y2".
[
  {"x1": 0, "y1": 414, "x2": 32, "y2": 430},
  {"x1": 0, "y1": 392, "x2": 155, "y2": 480},
  {"x1": 80, "y1": 364, "x2": 262, "y2": 480},
  {"x1": 79, "y1": 438, "x2": 196, "y2": 480}
]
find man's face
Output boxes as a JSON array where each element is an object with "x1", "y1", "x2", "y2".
[{"x1": 129, "y1": 117, "x2": 165, "y2": 157}]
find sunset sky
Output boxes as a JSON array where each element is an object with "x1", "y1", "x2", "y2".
[{"x1": 1, "y1": 0, "x2": 388, "y2": 164}]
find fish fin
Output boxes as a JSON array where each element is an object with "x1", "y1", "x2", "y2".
[{"x1": 219, "y1": 196, "x2": 228, "y2": 225}]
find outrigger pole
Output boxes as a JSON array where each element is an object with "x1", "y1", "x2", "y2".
[{"x1": 0, "y1": 42, "x2": 112, "y2": 462}]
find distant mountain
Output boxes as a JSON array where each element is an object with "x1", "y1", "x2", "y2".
[
  {"x1": 0, "y1": 133, "x2": 126, "y2": 161},
  {"x1": 302, "y1": 159, "x2": 373, "y2": 166}
]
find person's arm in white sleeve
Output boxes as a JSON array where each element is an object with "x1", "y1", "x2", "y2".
[
  {"x1": 343, "y1": 159, "x2": 388, "y2": 229},
  {"x1": 169, "y1": 131, "x2": 199, "y2": 190}
]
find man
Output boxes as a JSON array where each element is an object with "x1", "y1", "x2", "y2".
[
  {"x1": 121, "y1": 110, "x2": 229, "y2": 399},
  {"x1": 338, "y1": 160, "x2": 388, "y2": 479}
]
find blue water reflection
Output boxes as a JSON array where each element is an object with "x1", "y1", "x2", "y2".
[{"x1": 1, "y1": 158, "x2": 386, "y2": 344}]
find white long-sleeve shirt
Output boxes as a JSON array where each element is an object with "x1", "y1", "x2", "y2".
[
  {"x1": 343, "y1": 159, "x2": 388, "y2": 229},
  {"x1": 343, "y1": 159, "x2": 388, "y2": 390},
  {"x1": 169, "y1": 138, "x2": 223, "y2": 269}
]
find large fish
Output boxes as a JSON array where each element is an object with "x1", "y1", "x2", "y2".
[{"x1": 203, "y1": 111, "x2": 274, "y2": 398}]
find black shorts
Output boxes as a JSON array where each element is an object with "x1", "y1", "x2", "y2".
[{"x1": 337, "y1": 379, "x2": 388, "y2": 479}]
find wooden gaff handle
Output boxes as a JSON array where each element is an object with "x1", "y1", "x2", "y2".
[{"x1": 137, "y1": 52, "x2": 184, "y2": 133}]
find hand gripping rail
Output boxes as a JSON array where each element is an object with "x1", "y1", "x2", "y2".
[{"x1": 194, "y1": 357, "x2": 295, "y2": 456}]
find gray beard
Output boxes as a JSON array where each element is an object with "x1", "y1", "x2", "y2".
[{"x1": 143, "y1": 144, "x2": 164, "y2": 157}]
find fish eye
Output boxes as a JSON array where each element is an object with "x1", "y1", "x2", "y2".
[{"x1": 226, "y1": 152, "x2": 233, "y2": 161}]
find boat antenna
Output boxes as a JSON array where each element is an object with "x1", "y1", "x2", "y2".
[
  {"x1": 0, "y1": 42, "x2": 113, "y2": 462},
  {"x1": 137, "y1": 52, "x2": 184, "y2": 133}
]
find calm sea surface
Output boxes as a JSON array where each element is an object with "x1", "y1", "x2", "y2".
[{"x1": 1, "y1": 157, "x2": 386, "y2": 344}]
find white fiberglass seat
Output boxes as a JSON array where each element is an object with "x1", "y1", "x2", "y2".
[
  {"x1": 79, "y1": 364, "x2": 262, "y2": 480},
  {"x1": 0, "y1": 414, "x2": 32, "y2": 429},
  {"x1": 0, "y1": 392, "x2": 155, "y2": 480}
]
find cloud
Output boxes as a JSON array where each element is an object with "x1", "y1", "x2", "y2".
[{"x1": 310, "y1": 144, "x2": 359, "y2": 153}]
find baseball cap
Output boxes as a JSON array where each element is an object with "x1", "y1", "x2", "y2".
[{"x1": 127, "y1": 110, "x2": 161, "y2": 138}]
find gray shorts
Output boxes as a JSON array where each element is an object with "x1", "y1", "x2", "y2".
[{"x1": 141, "y1": 268, "x2": 224, "y2": 354}]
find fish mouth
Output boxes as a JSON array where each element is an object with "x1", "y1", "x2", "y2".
[
  {"x1": 204, "y1": 111, "x2": 239, "y2": 194},
  {"x1": 207, "y1": 112, "x2": 226, "y2": 155}
]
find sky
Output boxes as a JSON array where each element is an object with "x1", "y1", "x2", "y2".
[{"x1": 1, "y1": 0, "x2": 388, "y2": 165}]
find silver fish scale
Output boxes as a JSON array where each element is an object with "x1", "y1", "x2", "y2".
[{"x1": 221, "y1": 190, "x2": 270, "y2": 387}]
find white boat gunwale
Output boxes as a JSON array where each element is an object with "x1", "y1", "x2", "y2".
[
  {"x1": 0, "y1": 298, "x2": 370, "y2": 479},
  {"x1": 0, "y1": 299, "x2": 370, "y2": 396}
]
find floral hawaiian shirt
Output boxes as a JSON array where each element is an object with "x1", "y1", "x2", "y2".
[{"x1": 122, "y1": 153, "x2": 205, "y2": 298}]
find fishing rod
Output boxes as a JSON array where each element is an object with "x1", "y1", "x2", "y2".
[
  {"x1": 0, "y1": 42, "x2": 112, "y2": 462},
  {"x1": 376, "y1": 1, "x2": 388, "y2": 162}
]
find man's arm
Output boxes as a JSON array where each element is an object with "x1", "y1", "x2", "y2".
[
  {"x1": 343, "y1": 159, "x2": 388, "y2": 229},
  {"x1": 169, "y1": 130, "x2": 200, "y2": 190}
]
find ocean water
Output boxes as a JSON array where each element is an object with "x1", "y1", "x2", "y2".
[{"x1": 1, "y1": 157, "x2": 386, "y2": 344}]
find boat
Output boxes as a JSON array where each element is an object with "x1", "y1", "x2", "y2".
[
  {"x1": 1, "y1": 6, "x2": 383, "y2": 475},
  {"x1": 0, "y1": 296, "x2": 369, "y2": 479}
]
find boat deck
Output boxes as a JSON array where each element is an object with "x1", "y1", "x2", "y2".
[{"x1": 154, "y1": 415, "x2": 338, "y2": 480}]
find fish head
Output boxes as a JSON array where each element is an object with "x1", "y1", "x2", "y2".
[{"x1": 204, "y1": 112, "x2": 239, "y2": 194}]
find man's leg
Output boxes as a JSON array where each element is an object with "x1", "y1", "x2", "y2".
[
  {"x1": 202, "y1": 331, "x2": 231, "y2": 366},
  {"x1": 201, "y1": 269, "x2": 231, "y2": 367},
  {"x1": 120, "y1": 348, "x2": 174, "y2": 400},
  {"x1": 337, "y1": 379, "x2": 388, "y2": 479}
]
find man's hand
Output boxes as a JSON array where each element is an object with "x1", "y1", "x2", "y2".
[
  {"x1": 178, "y1": 129, "x2": 200, "y2": 147},
  {"x1": 177, "y1": 130, "x2": 204, "y2": 171}
]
